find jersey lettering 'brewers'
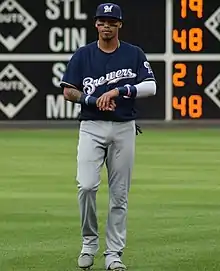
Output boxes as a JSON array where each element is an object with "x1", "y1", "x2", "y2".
[{"x1": 60, "y1": 2, "x2": 157, "y2": 271}]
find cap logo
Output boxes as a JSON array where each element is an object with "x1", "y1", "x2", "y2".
[{"x1": 104, "y1": 5, "x2": 113, "y2": 13}]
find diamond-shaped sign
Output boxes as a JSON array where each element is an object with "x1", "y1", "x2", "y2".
[
  {"x1": 204, "y1": 74, "x2": 220, "y2": 108},
  {"x1": 0, "y1": 64, "x2": 38, "y2": 118},
  {"x1": 0, "y1": 0, "x2": 37, "y2": 51},
  {"x1": 204, "y1": 7, "x2": 220, "y2": 42}
]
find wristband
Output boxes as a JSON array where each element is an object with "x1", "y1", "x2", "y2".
[
  {"x1": 86, "y1": 95, "x2": 97, "y2": 106},
  {"x1": 79, "y1": 94, "x2": 97, "y2": 106},
  {"x1": 116, "y1": 85, "x2": 137, "y2": 98}
]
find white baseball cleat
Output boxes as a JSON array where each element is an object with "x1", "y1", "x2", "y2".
[
  {"x1": 78, "y1": 253, "x2": 94, "y2": 270},
  {"x1": 108, "y1": 261, "x2": 127, "y2": 270}
]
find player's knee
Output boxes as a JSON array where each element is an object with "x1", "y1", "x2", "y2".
[
  {"x1": 111, "y1": 189, "x2": 128, "y2": 206},
  {"x1": 77, "y1": 181, "x2": 99, "y2": 192}
]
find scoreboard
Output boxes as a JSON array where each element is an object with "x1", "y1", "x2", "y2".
[
  {"x1": 0, "y1": 0, "x2": 219, "y2": 121},
  {"x1": 172, "y1": 0, "x2": 220, "y2": 120}
]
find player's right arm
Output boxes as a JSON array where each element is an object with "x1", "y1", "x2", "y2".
[
  {"x1": 61, "y1": 50, "x2": 115, "y2": 110},
  {"x1": 63, "y1": 86, "x2": 81, "y2": 102},
  {"x1": 60, "y1": 50, "x2": 96, "y2": 106},
  {"x1": 63, "y1": 85, "x2": 98, "y2": 106}
]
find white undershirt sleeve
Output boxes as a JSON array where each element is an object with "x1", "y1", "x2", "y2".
[{"x1": 134, "y1": 80, "x2": 157, "y2": 98}]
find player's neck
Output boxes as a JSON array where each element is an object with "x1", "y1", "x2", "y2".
[{"x1": 97, "y1": 38, "x2": 120, "y2": 53}]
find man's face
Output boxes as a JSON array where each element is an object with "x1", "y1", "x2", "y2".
[{"x1": 96, "y1": 17, "x2": 121, "y2": 41}]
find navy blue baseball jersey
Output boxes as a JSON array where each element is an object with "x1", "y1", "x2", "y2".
[{"x1": 61, "y1": 41, "x2": 156, "y2": 121}]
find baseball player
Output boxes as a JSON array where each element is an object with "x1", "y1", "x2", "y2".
[{"x1": 60, "y1": 3, "x2": 156, "y2": 270}]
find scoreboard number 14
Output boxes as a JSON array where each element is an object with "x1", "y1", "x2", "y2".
[
  {"x1": 173, "y1": 0, "x2": 204, "y2": 52},
  {"x1": 180, "y1": 0, "x2": 203, "y2": 18}
]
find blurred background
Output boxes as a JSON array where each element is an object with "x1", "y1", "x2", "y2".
[
  {"x1": 0, "y1": 0, "x2": 219, "y2": 124},
  {"x1": 0, "y1": 1, "x2": 220, "y2": 271}
]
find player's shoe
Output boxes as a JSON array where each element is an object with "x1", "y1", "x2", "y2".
[
  {"x1": 108, "y1": 261, "x2": 127, "y2": 270},
  {"x1": 78, "y1": 253, "x2": 94, "y2": 270}
]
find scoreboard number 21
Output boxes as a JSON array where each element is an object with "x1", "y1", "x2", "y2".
[
  {"x1": 173, "y1": 63, "x2": 203, "y2": 87},
  {"x1": 172, "y1": 63, "x2": 203, "y2": 119}
]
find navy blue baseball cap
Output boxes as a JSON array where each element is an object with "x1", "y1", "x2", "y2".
[{"x1": 94, "y1": 3, "x2": 122, "y2": 21}]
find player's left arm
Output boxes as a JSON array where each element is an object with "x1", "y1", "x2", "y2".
[
  {"x1": 96, "y1": 48, "x2": 157, "y2": 109},
  {"x1": 116, "y1": 47, "x2": 157, "y2": 98}
]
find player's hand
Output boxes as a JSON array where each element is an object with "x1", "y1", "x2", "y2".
[
  {"x1": 96, "y1": 89, "x2": 119, "y2": 111},
  {"x1": 96, "y1": 98, "x2": 116, "y2": 111}
]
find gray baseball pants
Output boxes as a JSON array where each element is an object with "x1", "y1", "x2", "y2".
[{"x1": 76, "y1": 120, "x2": 136, "y2": 268}]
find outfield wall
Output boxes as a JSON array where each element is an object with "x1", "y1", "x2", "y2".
[{"x1": 0, "y1": 0, "x2": 219, "y2": 124}]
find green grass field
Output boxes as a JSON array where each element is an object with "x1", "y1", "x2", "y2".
[{"x1": 0, "y1": 128, "x2": 220, "y2": 271}]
